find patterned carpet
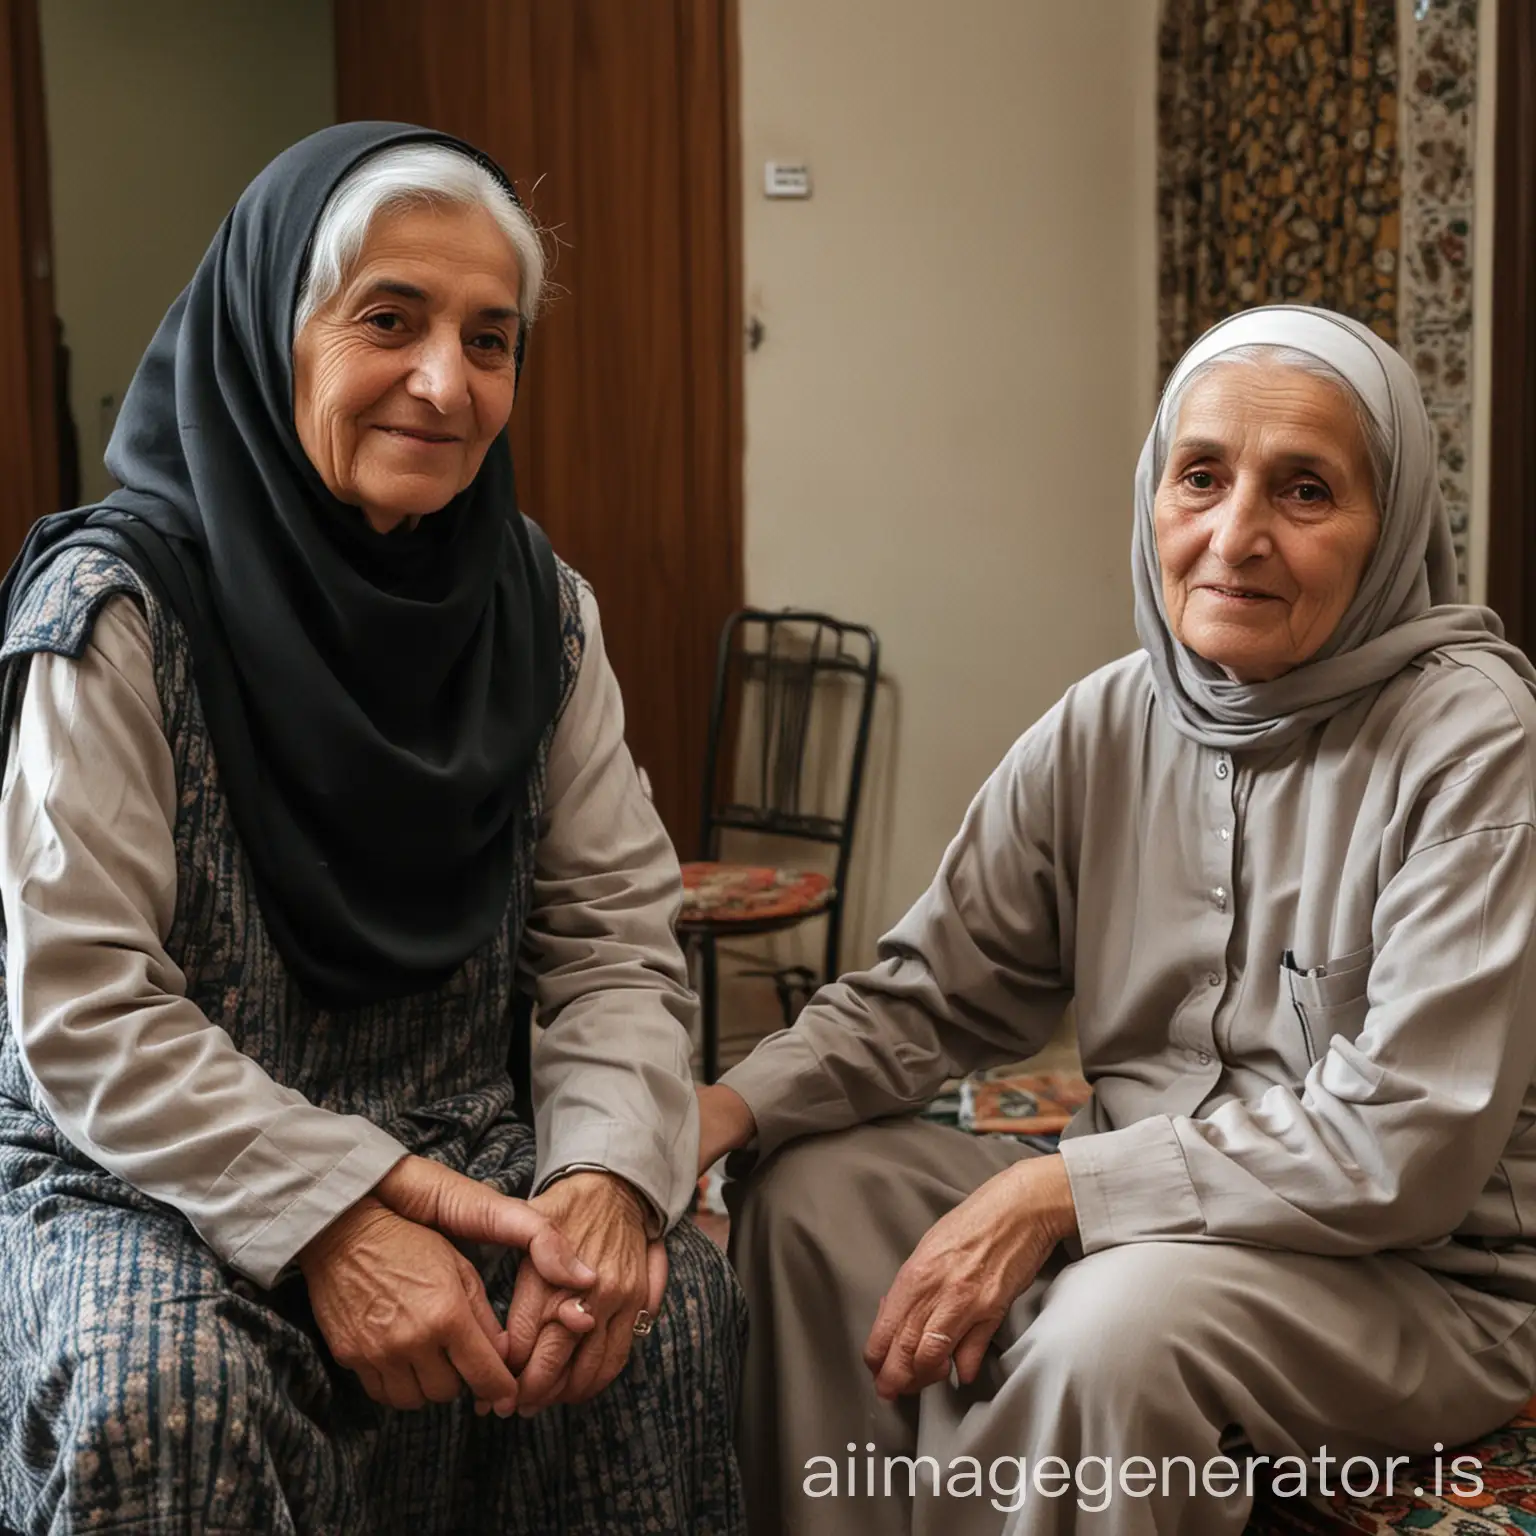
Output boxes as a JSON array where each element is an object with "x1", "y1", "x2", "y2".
[{"x1": 1244, "y1": 1399, "x2": 1536, "y2": 1533}]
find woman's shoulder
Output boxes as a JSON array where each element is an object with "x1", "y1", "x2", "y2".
[
  {"x1": 1065, "y1": 648, "x2": 1155, "y2": 704},
  {"x1": 548, "y1": 554, "x2": 596, "y2": 653},
  {"x1": 1384, "y1": 646, "x2": 1536, "y2": 746},
  {"x1": 994, "y1": 651, "x2": 1154, "y2": 783},
  {"x1": 552, "y1": 554, "x2": 594, "y2": 620},
  {"x1": 1376, "y1": 646, "x2": 1536, "y2": 840},
  {"x1": 1424, "y1": 645, "x2": 1536, "y2": 726},
  {"x1": 546, "y1": 555, "x2": 600, "y2": 726},
  {"x1": 1052, "y1": 650, "x2": 1156, "y2": 741},
  {"x1": 1, "y1": 542, "x2": 150, "y2": 667}
]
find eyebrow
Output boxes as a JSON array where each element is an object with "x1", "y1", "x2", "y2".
[
  {"x1": 1169, "y1": 436, "x2": 1346, "y2": 476},
  {"x1": 1169, "y1": 436, "x2": 1228, "y2": 461},
  {"x1": 359, "y1": 279, "x2": 521, "y2": 322}
]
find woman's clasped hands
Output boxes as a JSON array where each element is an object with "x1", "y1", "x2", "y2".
[{"x1": 298, "y1": 1155, "x2": 658, "y2": 1418}]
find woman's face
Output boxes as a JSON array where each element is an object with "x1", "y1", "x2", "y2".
[
  {"x1": 292, "y1": 201, "x2": 522, "y2": 534},
  {"x1": 1154, "y1": 363, "x2": 1382, "y2": 684}
]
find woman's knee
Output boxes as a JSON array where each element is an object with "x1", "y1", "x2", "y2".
[
  {"x1": 1013, "y1": 1243, "x2": 1240, "y2": 1410},
  {"x1": 730, "y1": 1120, "x2": 917, "y2": 1256},
  {"x1": 667, "y1": 1218, "x2": 746, "y2": 1322},
  {"x1": 58, "y1": 1325, "x2": 247, "y2": 1520},
  {"x1": 58, "y1": 1295, "x2": 321, "y2": 1527}
]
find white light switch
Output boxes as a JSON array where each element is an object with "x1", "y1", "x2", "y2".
[{"x1": 764, "y1": 161, "x2": 812, "y2": 198}]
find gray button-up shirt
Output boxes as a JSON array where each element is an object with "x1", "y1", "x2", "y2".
[{"x1": 723, "y1": 647, "x2": 1536, "y2": 1303}]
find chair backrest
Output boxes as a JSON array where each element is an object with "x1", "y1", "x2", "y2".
[{"x1": 697, "y1": 609, "x2": 880, "y2": 973}]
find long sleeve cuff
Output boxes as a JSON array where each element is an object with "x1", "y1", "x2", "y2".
[
  {"x1": 1058, "y1": 1115, "x2": 1206, "y2": 1254},
  {"x1": 212, "y1": 1118, "x2": 408, "y2": 1288},
  {"x1": 718, "y1": 1029, "x2": 862, "y2": 1158},
  {"x1": 534, "y1": 1117, "x2": 690, "y2": 1232}
]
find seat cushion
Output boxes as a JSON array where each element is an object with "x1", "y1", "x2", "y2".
[{"x1": 678, "y1": 863, "x2": 833, "y2": 924}]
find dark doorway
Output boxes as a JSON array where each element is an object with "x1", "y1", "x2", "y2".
[{"x1": 1486, "y1": 0, "x2": 1536, "y2": 653}]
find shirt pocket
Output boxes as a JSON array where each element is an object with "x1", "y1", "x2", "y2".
[{"x1": 1283, "y1": 942, "x2": 1373, "y2": 1067}]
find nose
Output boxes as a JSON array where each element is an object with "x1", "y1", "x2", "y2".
[
  {"x1": 1206, "y1": 474, "x2": 1274, "y2": 568},
  {"x1": 405, "y1": 327, "x2": 471, "y2": 415}
]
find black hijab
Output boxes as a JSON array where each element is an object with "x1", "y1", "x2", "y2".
[{"x1": 1, "y1": 122, "x2": 564, "y2": 1008}]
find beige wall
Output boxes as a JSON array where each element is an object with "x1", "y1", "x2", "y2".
[
  {"x1": 40, "y1": 0, "x2": 335, "y2": 503},
  {"x1": 737, "y1": 0, "x2": 1160, "y2": 984}
]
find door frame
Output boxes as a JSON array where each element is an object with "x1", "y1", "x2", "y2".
[
  {"x1": 1485, "y1": 0, "x2": 1536, "y2": 650},
  {"x1": 0, "y1": 0, "x2": 59, "y2": 555}
]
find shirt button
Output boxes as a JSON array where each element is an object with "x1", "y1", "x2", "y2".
[
  {"x1": 1206, "y1": 972, "x2": 1221, "y2": 988},
  {"x1": 1215, "y1": 760, "x2": 1230, "y2": 780},
  {"x1": 1213, "y1": 887, "x2": 1228, "y2": 911},
  {"x1": 1196, "y1": 1050, "x2": 1211, "y2": 1065},
  {"x1": 1218, "y1": 827, "x2": 1231, "y2": 841}
]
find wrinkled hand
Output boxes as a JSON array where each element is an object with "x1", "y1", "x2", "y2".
[
  {"x1": 503, "y1": 1171, "x2": 664, "y2": 1414},
  {"x1": 373, "y1": 1155, "x2": 596, "y2": 1294},
  {"x1": 696, "y1": 1083, "x2": 756, "y2": 1176},
  {"x1": 299, "y1": 1156, "x2": 596, "y2": 1415},
  {"x1": 863, "y1": 1154, "x2": 1078, "y2": 1401}
]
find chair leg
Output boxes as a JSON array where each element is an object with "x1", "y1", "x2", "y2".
[
  {"x1": 701, "y1": 934, "x2": 720, "y2": 1084},
  {"x1": 823, "y1": 901, "x2": 843, "y2": 992},
  {"x1": 770, "y1": 965, "x2": 817, "y2": 1025}
]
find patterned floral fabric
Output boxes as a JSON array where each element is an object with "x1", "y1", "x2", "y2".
[
  {"x1": 1399, "y1": 0, "x2": 1480, "y2": 597},
  {"x1": 1158, "y1": 0, "x2": 1402, "y2": 380},
  {"x1": 0, "y1": 548, "x2": 748, "y2": 1535},
  {"x1": 1246, "y1": 1396, "x2": 1536, "y2": 1532},
  {"x1": 678, "y1": 862, "x2": 833, "y2": 925}
]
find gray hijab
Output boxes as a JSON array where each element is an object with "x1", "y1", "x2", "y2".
[{"x1": 1133, "y1": 304, "x2": 1536, "y2": 750}]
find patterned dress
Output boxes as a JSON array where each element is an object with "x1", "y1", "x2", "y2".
[{"x1": 0, "y1": 548, "x2": 747, "y2": 1535}]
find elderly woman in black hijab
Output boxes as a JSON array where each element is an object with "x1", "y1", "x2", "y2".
[{"x1": 0, "y1": 123, "x2": 744, "y2": 1534}]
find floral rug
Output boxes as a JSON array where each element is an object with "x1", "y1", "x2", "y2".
[{"x1": 1245, "y1": 1398, "x2": 1536, "y2": 1532}]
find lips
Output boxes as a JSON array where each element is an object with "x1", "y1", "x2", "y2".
[
  {"x1": 376, "y1": 426, "x2": 460, "y2": 444},
  {"x1": 1199, "y1": 584, "x2": 1278, "y2": 600}
]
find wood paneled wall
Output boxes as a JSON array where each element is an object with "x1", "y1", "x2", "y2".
[{"x1": 335, "y1": 0, "x2": 745, "y2": 851}]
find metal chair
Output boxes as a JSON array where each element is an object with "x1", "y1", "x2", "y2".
[{"x1": 677, "y1": 608, "x2": 880, "y2": 1083}]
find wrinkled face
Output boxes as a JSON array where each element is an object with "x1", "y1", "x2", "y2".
[
  {"x1": 292, "y1": 201, "x2": 522, "y2": 534},
  {"x1": 1154, "y1": 363, "x2": 1382, "y2": 683}
]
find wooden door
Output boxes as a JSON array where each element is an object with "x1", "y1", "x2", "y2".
[
  {"x1": 0, "y1": 0, "x2": 58, "y2": 559},
  {"x1": 334, "y1": 0, "x2": 744, "y2": 852}
]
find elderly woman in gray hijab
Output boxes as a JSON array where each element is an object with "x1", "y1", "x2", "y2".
[
  {"x1": 0, "y1": 123, "x2": 743, "y2": 1535},
  {"x1": 698, "y1": 305, "x2": 1536, "y2": 1535}
]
